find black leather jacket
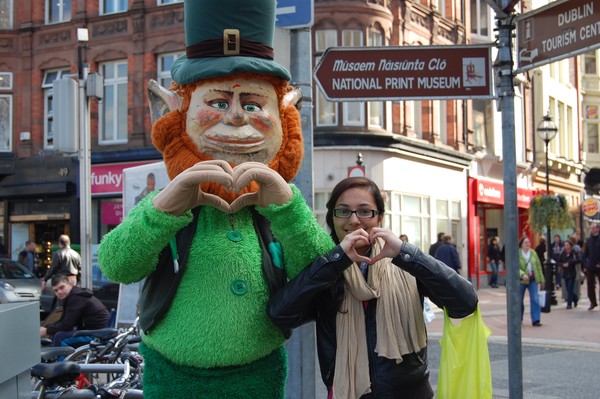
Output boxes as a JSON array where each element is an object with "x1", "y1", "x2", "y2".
[{"x1": 268, "y1": 242, "x2": 478, "y2": 398}]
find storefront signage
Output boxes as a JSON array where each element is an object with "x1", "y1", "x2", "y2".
[
  {"x1": 313, "y1": 45, "x2": 492, "y2": 101},
  {"x1": 516, "y1": 0, "x2": 600, "y2": 72},
  {"x1": 101, "y1": 201, "x2": 123, "y2": 225},
  {"x1": 91, "y1": 162, "x2": 152, "y2": 195},
  {"x1": 582, "y1": 198, "x2": 600, "y2": 218},
  {"x1": 475, "y1": 179, "x2": 534, "y2": 209}
]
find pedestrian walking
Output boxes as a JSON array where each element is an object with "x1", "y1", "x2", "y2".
[
  {"x1": 434, "y1": 235, "x2": 461, "y2": 273},
  {"x1": 551, "y1": 234, "x2": 563, "y2": 290},
  {"x1": 518, "y1": 236, "x2": 545, "y2": 326},
  {"x1": 17, "y1": 240, "x2": 38, "y2": 274},
  {"x1": 428, "y1": 232, "x2": 444, "y2": 256},
  {"x1": 558, "y1": 239, "x2": 579, "y2": 309},
  {"x1": 42, "y1": 235, "x2": 81, "y2": 291},
  {"x1": 487, "y1": 236, "x2": 501, "y2": 288},
  {"x1": 583, "y1": 223, "x2": 600, "y2": 311}
]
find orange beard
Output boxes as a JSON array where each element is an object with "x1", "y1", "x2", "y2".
[{"x1": 151, "y1": 105, "x2": 303, "y2": 204}]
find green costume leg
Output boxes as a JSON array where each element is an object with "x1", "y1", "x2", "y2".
[{"x1": 140, "y1": 343, "x2": 287, "y2": 399}]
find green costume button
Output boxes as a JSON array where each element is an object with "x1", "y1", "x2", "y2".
[
  {"x1": 227, "y1": 230, "x2": 243, "y2": 242},
  {"x1": 231, "y1": 279, "x2": 248, "y2": 295}
]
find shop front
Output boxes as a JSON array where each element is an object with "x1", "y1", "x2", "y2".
[{"x1": 468, "y1": 177, "x2": 534, "y2": 289}]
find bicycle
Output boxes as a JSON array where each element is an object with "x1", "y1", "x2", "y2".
[{"x1": 31, "y1": 352, "x2": 143, "y2": 399}]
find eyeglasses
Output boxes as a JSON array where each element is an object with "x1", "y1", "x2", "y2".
[{"x1": 333, "y1": 209, "x2": 379, "y2": 219}]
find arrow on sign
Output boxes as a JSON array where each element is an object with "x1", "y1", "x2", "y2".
[
  {"x1": 276, "y1": 6, "x2": 296, "y2": 19},
  {"x1": 519, "y1": 48, "x2": 538, "y2": 63}
]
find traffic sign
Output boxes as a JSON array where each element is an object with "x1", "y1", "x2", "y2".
[
  {"x1": 276, "y1": 0, "x2": 313, "y2": 29},
  {"x1": 313, "y1": 45, "x2": 492, "y2": 101},
  {"x1": 516, "y1": 0, "x2": 600, "y2": 73}
]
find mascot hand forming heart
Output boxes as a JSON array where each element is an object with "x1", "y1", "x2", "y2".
[{"x1": 98, "y1": 1, "x2": 334, "y2": 397}]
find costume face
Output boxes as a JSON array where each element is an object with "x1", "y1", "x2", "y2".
[
  {"x1": 333, "y1": 187, "x2": 383, "y2": 251},
  {"x1": 185, "y1": 77, "x2": 283, "y2": 166}
]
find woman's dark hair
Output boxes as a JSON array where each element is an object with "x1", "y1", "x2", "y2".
[
  {"x1": 325, "y1": 177, "x2": 385, "y2": 244},
  {"x1": 518, "y1": 236, "x2": 529, "y2": 248}
]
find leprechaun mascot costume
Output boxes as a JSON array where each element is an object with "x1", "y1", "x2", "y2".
[{"x1": 98, "y1": 0, "x2": 334, "y2": 397}]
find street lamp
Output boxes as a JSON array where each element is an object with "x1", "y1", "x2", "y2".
[{"x1": 537, "y1": 112, "x2": 558, "y2": 312}]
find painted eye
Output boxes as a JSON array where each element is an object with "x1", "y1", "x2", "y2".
[
  {"x1": 210, "y1": 101, "x2": 229, "y2": 110},
  {"x1": 243, "y1": 103, "x2": 261, "y2": 112}
]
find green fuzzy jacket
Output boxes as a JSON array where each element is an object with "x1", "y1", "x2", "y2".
[
  {"x1": 98, "y1": 185, "x2": 334, "y2": 369},
  {"x1": 518, "y1": 249, "x2": 545, "y2": 285}
]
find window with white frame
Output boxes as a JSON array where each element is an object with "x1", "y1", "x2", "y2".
[
  {"x1": 585, "y1": 104, "x2": 600, "y2": 154},
  {"x1": 472, "y1": 99, "x2": 493, "y2": 150},
  {"x1": 158, "y1": 0, "x2": 182, "y2": 4},
  {"x1": 157, "y1": 52, "x2": 183, "y2": 88},
  {"x1": 368, "y1": 30, "x2": 384, "y2": 128},
  {"x1": 101, "y1": 0, "x2": 127, "y2": 15},
  {"x1": 42, "y1": 69, "x2": 70, "y2": 149},
  {"x1": 435, "y1": 100, "x2": 447, "y2": 144},
  {"x1": 385, "y1": 192, "x2": 431, "y2": 251},
  {"x1": 470, "y1": 0, "x2": 490, "y2": 38},
  {"x1": 584, "y1": 51, "x2": 597, "y2": 75},
  {"x1": 0, "y1": 72, "x2": 11, "y2": 152},
  {"x1": 315, "y1": 30, "x2": 338, "y2": 126},
  {"x1": 99, "y1": 60, "x2": 128, "y2": 144},
  {"x1": 46, "y1": 0, "x2": 71, "y2": 24},
  {"x1": 0, "y1": 0, "x2": 13, "y2": 29},
  {"x1": 436, "y1": 199, "x2": 461, "y2": 250},
  {"x1": 342, "y1": 29, "x2": 364, "y2": 126},
  {"x1": 412, "y1": 101, "x2": 422, "y2": 139}
]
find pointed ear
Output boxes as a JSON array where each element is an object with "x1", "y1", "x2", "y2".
[
  {"x1": 283, "y1": 87, "x2": 302, "y2": 110},
  {"x1": 147, "y1": 79, "x2": 183, "y2": 124}
]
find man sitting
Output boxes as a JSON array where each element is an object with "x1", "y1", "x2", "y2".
[{"x1": 40, "y1": 274, "x2": 110, "y2": 347}]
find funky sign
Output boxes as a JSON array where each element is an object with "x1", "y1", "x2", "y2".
[
  {"x1": 516, "y1": 0, "x2": 600, "y2": 72},
  {"x1": 313, "y1": 45, "x2": 492, "y2": 101}
]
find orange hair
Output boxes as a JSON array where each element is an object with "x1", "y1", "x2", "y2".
[{"x1": 152, "y1": 72, "x2": 303, "y2": 203}]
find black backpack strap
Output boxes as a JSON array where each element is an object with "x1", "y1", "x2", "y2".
[
  {"x1": 250, "y1": 207, "x2": 290, "y2": 339},
  {"x1": 139, "y1": 207, "x2": 201, "y2": 333}
]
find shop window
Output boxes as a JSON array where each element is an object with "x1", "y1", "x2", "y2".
[
  {"x1": 101, "y1": 0, "x2": 127, "y2": 15},
  {"x1": 46, "y1": 0, "x2": 71, "y2": 24},
  {"x1": 386, "y1": 192, "x2": 430, "y2": 250},
  {"x1": 314, "y1": 191, "x2": 331, "y2": 230},
  {"x1": 42, "y1": 69, "x2": 70, "y2": 149},
  {"x1": 157, "y1": 52, "x2": 183, "y2": 89},
  {"x1": 315, "y1": 30, "x2": 338, "y2": 127},
  {"x1": 99, "y1": 60, "x2": 128, "y2": 144},
  {"x1": 0, "y1": 0, "x2": 13, "y2": 29},
  {"x1": 158, "y1": 0, "x2": 182, "y2": 4}
]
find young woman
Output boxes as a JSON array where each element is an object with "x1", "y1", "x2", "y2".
[
  {"x1": 268, "y1": 177, "x2": 478, "y2": 398},
  {"x1": 559, "y1": 239, "x2": 579, "y2": 309},
  {"x1": 518, "y1": 236, "x2": 545, "y2": 326}
]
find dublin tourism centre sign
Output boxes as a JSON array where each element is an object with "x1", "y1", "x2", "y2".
[
  {"x1": 313, "y1": 45, "x2": 492, "y2": 101},
  {"x1": 516, "y1": 0, "x2": 600, "y2": 73}
]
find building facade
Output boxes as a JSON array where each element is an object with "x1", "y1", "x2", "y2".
[{"x1": 0, "y1": 0, "x2": 592, "y2": 288}]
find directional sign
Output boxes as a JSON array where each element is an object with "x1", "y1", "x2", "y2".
[
  {"x1": 313, "y1": 45, "x2": 492, "y2": 101},
  {"x1": 276, "y1": 0, "x2": 313, "y2": 29},
  {"x1": 516, "y1": 0, "x2": 600, "y2": 73}
]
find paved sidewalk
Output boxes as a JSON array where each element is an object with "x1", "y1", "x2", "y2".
[{"x1": 426, "y1": 284, "x2": 600, "y2": 350}]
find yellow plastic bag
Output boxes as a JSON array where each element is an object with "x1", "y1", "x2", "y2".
[{"x1": 437, "y1": 305, "x2": 492, "y2": 399}]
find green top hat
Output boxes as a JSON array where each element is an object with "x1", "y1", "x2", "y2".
[{"x1": 171, "y1": 0, "x2": 291, "y2": 84}]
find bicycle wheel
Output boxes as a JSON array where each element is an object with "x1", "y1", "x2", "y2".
[{"x1": 63, "y1": 345, "x2": 108, "y2": 387}]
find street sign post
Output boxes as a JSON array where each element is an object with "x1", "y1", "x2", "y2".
[
  {"x1": 516, "y1": 0, "x2": 600, "y2": 73},
  {"x1": 313, "y1": 45, "x2": 492, "y2": 101},
  {"x1": 276, "y1": 0, "x2": 313, "y2": 29}
]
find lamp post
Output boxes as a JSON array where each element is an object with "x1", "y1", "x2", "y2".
[{"x1": 537, "y1": 112, "x2": 558, "y2": 312}]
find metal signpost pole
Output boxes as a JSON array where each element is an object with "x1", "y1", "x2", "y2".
[{"x1": 492, "y1": 2, "x2": 523, "y2": 397}]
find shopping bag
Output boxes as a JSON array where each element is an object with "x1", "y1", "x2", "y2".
[
  {"x1": 538, "y1": 290, "x2": 547, "y2": 306},
  {"x1": 437, "y1": 305, "x2": 492, "y2": 399}
]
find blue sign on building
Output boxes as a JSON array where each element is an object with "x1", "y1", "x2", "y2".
[{"x1": 276, "y1": 0, "x2": 314, "y2": 29}]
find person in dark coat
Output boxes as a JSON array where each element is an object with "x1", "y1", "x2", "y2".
[
  {"x1": 584, "y1": 223, "x2": 600, "y2": 311},
  {"x1": 559, "y1": 239, "x2": 580, "y2": 309},
  {"x1": 428, "y1": 232, "x2": 444, "y2": 256},
  {"x1": 435, "y1": 235, "x2": 462, "y2": 273},
  {"x1": 40, "y1": 274, "x2": 110, "y2": 346},
  {"x1": 487, "y1": 236, "x2": 501, "y2": 288}
]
